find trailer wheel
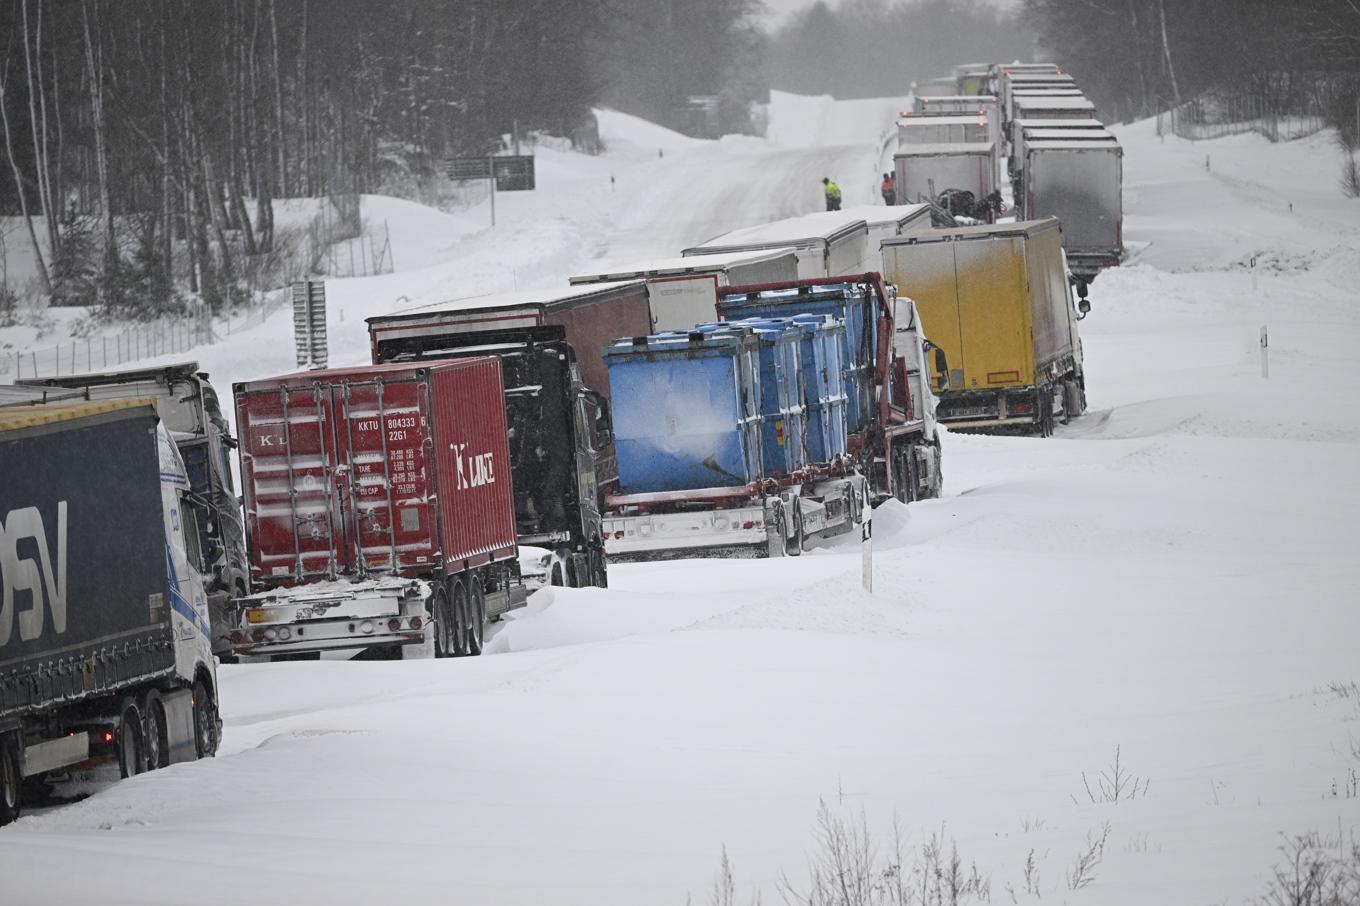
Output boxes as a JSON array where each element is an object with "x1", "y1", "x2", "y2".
[
  {"x1": 590, "y1": 548, "x2": 608, "y2": 588},
  {"x1": 192, "y1": 680, "x2": 219, "y2": 759},
  {"x1": 767, "y1": 505, "x2": 788, "y2": 558},
  {"x1": 785, "y1": 502, "x2": 804, "y2": 557},
  {"x1": 142, "y1": 691, "x2": 168, "y2": 771},
  {"x1": 431, "y1": 587, "x2": 453, "y2": 659},
  {"x1": 467, "y1": 577, "x2": 486, "y2": 656},
  {"x1": 450, "y1": 579, "x2": 471, "y2": 657},
  {"x1": 0, "y1": 735, "x2": 21, "y2": 827},
  {"x1": 118, "y1": 704, "x2": 145, "y2": 779}
]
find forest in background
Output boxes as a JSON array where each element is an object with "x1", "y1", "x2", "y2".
[
  {"x1": 0, "y1": 0, "x2": 763, "y2": 320},
  {"x1": 1021, "y1": 0, "x2": 1360, "y2": 127}
]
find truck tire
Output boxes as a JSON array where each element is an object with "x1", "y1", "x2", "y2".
[
  {"x1": 431, "y1": 588, "x2": 453, "y2": 659},
  {"x1": 590, "y1": 548, "x2": 608, "y2": 588},
  {"x1": 767, "y1": 505, "x2": 788, "y2": 558},
  {"x1": 0, "y1": 735, "x2": 21, "y2": 827},
  {"x1": 467, "y1": 576, "x2": 486, "y2": 656},
  {"x1": 142, "y1": 691, "x2": 168, "y2": 771},
  {"x1": 192, "y1": 680, "x2": 219, "y2": 759},
  {"x1": 451, "y1": 579, "x2": 471, "y2": 657},
  {"x1": 118, "y1": 703, "x2": 145, "y2": 779},
  {"x1": 785, "y1": 502, "x2": 804, "y2": 557}
]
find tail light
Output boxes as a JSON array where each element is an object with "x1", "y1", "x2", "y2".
[
  {"x1": 387, "y1": 618, "x2": 402, "y2": 632},
  {"x1": 409, "y1": 616, "x2": 423, "y2": 631},
  {"x1": 251, "y1": 628, "x2": 265, "y2": 642},
  {"x1": 229, "y1": 631, "x2": 243, "y2": 644}
]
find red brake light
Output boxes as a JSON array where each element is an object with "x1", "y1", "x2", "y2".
[
  {"x1": 409, "y1": 615, "x2": 423, "y2": 631},
  {"x1": 251, "y1": 628, "x2": 265, "y2": 642},
  {"x1": 103, "y1": 732, "x2": 113, "y2": 743},
  {"x1": 387, "y1": 618, "x2": 402, "y2": 632}
]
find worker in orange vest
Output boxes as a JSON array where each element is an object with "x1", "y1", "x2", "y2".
[{"x1": 881, "y1": 172, "x2": 896, "y2": 206}]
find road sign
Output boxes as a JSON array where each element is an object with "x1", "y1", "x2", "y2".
[
  {"x1": 292, "y1": 280, "x2": 328, "y2": 369},
  {"x1": 446, "y1": 155, "x2": 536, "y2": 191}
]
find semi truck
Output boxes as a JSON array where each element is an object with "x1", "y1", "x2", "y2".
[
  {"x1": 683, "y1": 214, "x2": 873, "y2": 279},
  {"x1": 0, "y1": 399, "x2": 221, "y2": 826},
  {"x1": 897, "y1": 112, "x2": 995, "y2": 148},
  {"x1": 601, "y1": 274, "x2": 943, "y2": 561},
  {"x1": 2, "y1": 363, "x2": 247, "y2": 658},
  {"x1": 365, "y1": 281, "x2": 653, "y2": 404},
  {"x1": 1020, "y1": 133, "x2": 1124, "y2": 289},
  {"x1": 1007, "y1": 117, "x2": 1105, "y2": 181},
  {"x1": 882, "y1": 218, "x2": 1088, "y2": 436},
  {"x1": 894, "y1": 143, "x2": 999, "y2": 210},
  {"x1": 369, "y1": 324, "x2": 611, "y2": 589},
  {"x1": 230, "y1": 359, "x2": 525, "y2": 660},
  {"x1": 909, "y1": 97, "x2": 1002, "y2": 147},
  {"x1": 568, "y1": 248, "x2": 800, "y2": 332},
  {"x1": 1010, "y1": 95, "x2": 1097, "y2": 129}
]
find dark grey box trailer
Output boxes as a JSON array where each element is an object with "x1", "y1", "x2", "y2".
[{"x1": 0, "y1": 400, "x2": 219, "y2": 825}]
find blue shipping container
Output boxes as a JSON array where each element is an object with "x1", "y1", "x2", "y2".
[
  {"x1": 718, "y1": 283, "x2": 878, "y2": 435},
  {"x1": 603, "y1": 331, "x2": 763, "y2": 493},
  {"x1": 707, "y1": 320, "x2": 808, "y2": 477}
]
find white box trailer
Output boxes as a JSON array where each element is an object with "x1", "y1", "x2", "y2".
[
  {"x1": 897, "y1": 112, "x2": 996, "y2": 148},
  {"x1": 835, "y1": 204, "x2": 935, "y2": 260},
  {"x1": 1012, "y1": 94, "x2": 1098, "y2": 126},
  {"x1": 894, "y1": 143, "x2": 998, "y2": 205},
  {"x1": 1007, "y1": 117, "x2": 1105, "y2": 175},
  {"x1": 569, "y1": 248, "x2": 800, "y2": 331},
  {"x1": 683, "y1": 213, "x2": 871, "y2": 279},
  {"x1": 1006, "y1": 87, "x2": 1085, "y2": 126},
  {"x1": 911, "y1": 97, "x2": 1002, "y2": 148},
  {"x1": 999, "y1": 70, "x2": 1074, "y2": 120},
  {"x1": 1022, "y1": 135, "x2": 1123, "y2": 286}
]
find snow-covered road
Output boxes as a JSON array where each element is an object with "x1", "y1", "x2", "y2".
[{"x1": 2, "y1": 94, "x2": 1358, "y2": 906}]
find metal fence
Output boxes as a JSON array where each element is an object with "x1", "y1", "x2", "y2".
[
  {"x1": 1158, "y1": 91, "x2": 1332, "y2": 143},
  {"x1": 2, "y1": 313, "x2": 215, "y2": 380}
]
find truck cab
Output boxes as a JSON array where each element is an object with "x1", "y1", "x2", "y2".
[
  {"x1": 10, "y1": 363, "x2": 249, "y2": 653},
  {"x1": 372, "y1": 325, "x2": 611, "y2": 588}
]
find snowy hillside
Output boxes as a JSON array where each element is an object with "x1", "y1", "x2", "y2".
[{"x1": 1, "y1": 93, "x2": 1358, "y2": 906}]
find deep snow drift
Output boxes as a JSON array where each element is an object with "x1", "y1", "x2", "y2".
[{"x1": 2, "y1": 97, "x2": 1358, "y2": 906}]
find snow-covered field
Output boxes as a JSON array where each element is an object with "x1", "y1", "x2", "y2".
[{"x1": 2, "y1": 93, "x2": 1359, "y2": 905}]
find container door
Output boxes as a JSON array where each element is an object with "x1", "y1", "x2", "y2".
[
  {"x1": 953, "y1": 237, "x2": 1033, "y2": 389},
  {"x1": 330, "y1": 377, "x2": 436, "y2": 575},
  {"x1": 736, "y1": 346, "x2": 763, "y2": 481},
  {"x1": 240, "y1": 385, "x2": 343, "y2": 581}
]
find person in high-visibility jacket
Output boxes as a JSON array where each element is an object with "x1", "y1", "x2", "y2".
[{"x1": 822, "y1": 177, "x2": 842, "y2": 211}]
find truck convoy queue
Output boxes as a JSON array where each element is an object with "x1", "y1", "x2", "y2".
[{"x1": 0, "y1": 61, "x2": 1119, "y2": 826}]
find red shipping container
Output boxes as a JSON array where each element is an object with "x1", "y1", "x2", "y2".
[{"x1": 234, "y1": 358, "x2": 516, "y2": 588}]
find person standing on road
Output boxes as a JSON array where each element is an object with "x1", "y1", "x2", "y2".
[
  {"x1": 822, "y1": 177, "x2": 842, "y2": 211},
  {"x1": 880, "y1": 172, "x2": 896, "y2": 206}
]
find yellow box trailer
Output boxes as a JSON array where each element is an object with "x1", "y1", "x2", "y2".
[{"x1": 881, "y1": 217, "x2": 1088, "y2": 435}]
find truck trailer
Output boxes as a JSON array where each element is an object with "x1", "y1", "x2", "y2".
[
  {"x1": 1007, "y1": 117, "x2": 1105, "y2": 180},
  {"x1": 894, "y1": 143, "x2": 998, "y2": 208},
  {"x1": 369, "y1": 324, "x2": 611, "y2": 589},
  {"x1": 231, "y1": 359, "x2": 524, "y2": 660},
  {"x1": 1020, "y1": 135, "x2": 1124, "y2": 288},
  {"x1": 683, "y1": 213, "x2": 873, "y2": 279},
  {"x1": 3, "y1": 363, "x2": 247, "y2": 658},
  {"x1": 882, "y1": 218, "x2": 1088, "y2": 436},
  {"x1": 897, "y1": 112, "x2": 994, "y2": 147},
  {"x1": 601, "y1": 274, "x2": 942, "y2": 560},
  {"x1": 0, "y1": 400, "x2": 221, "y2": 826},
  {"x1": 364, "y1": 281, "x2": 653, "y2": 402},
  {"x1": 568, "y1": 248, "x2": 800, "y2": 332}
]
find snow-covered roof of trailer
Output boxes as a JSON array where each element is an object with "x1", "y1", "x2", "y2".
[
  {"x1": 894, "y1": 142, "x2": 997, "y2": 156},
  {"x1": 691, "y1": 212, "x2": 869, "y2": 248},
  {"x1": 1014, "y1": 96, "x2": 1097, "y2": 111},
  {"x1": 568, "y1": 248, "x2": 799, "y2": 283},
  {"x1": 1025, "y1": 138, "x2": 1123, "y2": 152},
  {"x1": 882, "y1": 217, "x2": 1060, "y2": 244},
  {"x1": 1021, "y1": 128, "x2": 1115, "y2": 140},
  {"x1": 899, "y1": 114, "x2": 992, "y2": 127},
  {"x1": 1013, "y1": 118, "x2": 1104, "y2": 130},
  {"x1": 834, "y1": 204, "x2": 933, "y2": 230},
  {"x1": 372, "y1": 280, "x2": 645, "y2": 320}
]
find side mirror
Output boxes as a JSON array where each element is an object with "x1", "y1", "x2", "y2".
[{"x1": 933, "y1": 347, "x2": 949, "y2": 387}]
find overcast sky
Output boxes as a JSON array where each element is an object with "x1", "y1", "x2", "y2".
[{"x1": 759, "y1": 0, "x2": 1018, "y2": 29}]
